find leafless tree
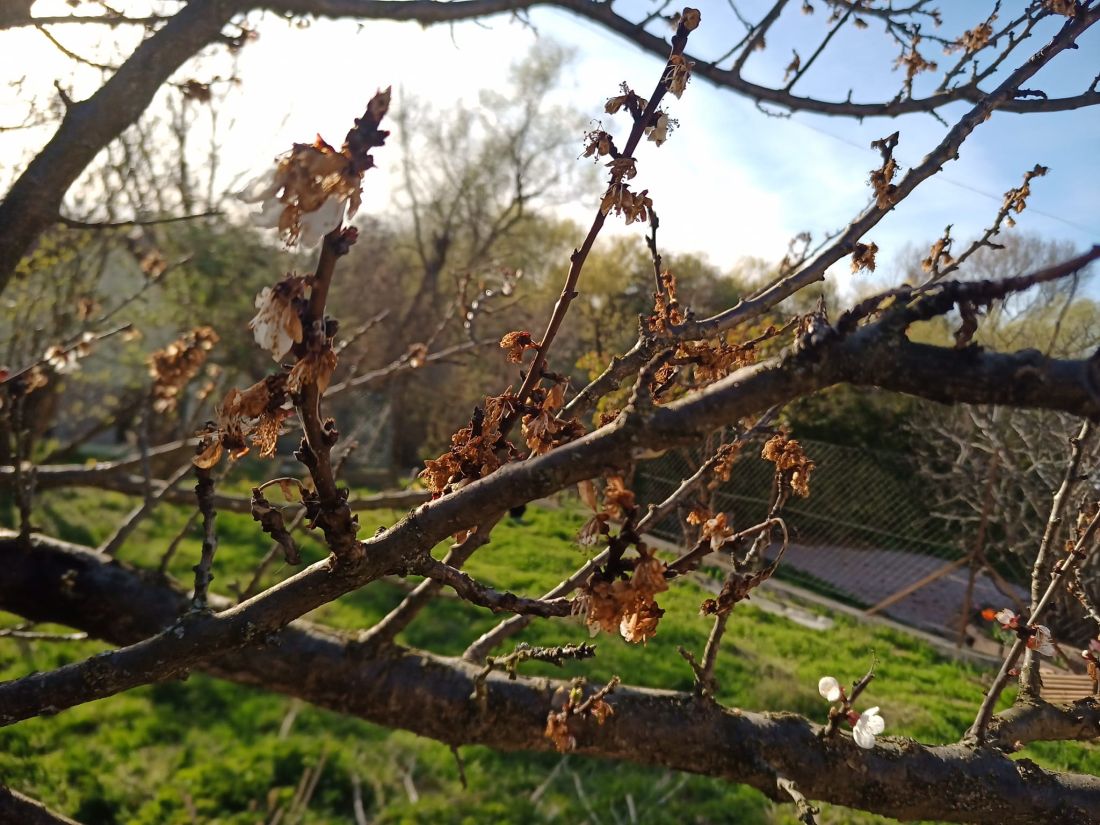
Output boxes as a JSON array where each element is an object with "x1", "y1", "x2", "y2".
[{"x1": 3, "y1": 3, "x2": 1100, "y2": 824}]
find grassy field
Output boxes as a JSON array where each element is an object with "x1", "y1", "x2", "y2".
[{"x1": 1, "y1": 487, "x2": 1097, "y2": 824}]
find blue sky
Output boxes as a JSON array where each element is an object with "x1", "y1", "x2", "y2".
[{"x1": 2, "y1": 1, "x2": 1097, "y2": 296}]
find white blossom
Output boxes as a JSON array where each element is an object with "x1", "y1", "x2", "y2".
[
  {"x1": 645, "y1": 113, "x2": 669, "y2": 146},
  {"x1": 297, "y1": 195, "x2": 347, "y2": 248},
  {"x1": 249, "y1": 284, "x2": 304, "y2": 361},
  {"x1": 994, "y1": 608, "x2": 1017, "y2": 627},
  {"x1": 852, "y1": 706, "x2": 885, "y2": 749},
  {"x1": 1027, "y1": 625, "x2": 1055, "y2": 657},
  {"x1": 818, "y1": 676, "x2": 842, "y2": 702}
]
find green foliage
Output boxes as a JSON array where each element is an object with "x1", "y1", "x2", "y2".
[{"x1": 4, "y1": 498, "x2": 1097, "y2": 823}]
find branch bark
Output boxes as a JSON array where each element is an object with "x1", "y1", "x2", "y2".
[
  {"x1": 1, "y1": 533, "x2": 1098, "y2": 825},
  {"x1": 1, "y1": 299, "x2": 1099, "y2": 724}
]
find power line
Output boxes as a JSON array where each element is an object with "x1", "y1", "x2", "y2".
[{"x1": 788, "y1": 116, "x2": 1100, "y2": 236}]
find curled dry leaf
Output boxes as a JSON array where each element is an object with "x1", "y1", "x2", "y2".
[{"x1": 250, "y1": 488, "x2": 301, "y2": 564}]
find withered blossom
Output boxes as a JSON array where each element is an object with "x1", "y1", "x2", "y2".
[
  {"x1": 921, "y1": 231, "x2": 955, "y2": 273},
  {"x1": 783, "y1": 51, "x2": 801, "y2": 83},
  {"x1": 286, "y1": 348, "x2": 338, "y2": 395},
  {"x1": 499, "y1": 330, "x2": 536, "y2": 363},
  {"x1": 1045, "y1": 0, "x2": 1077, "y2": 17},
  {"x1": 645, "y1": 112, "x2": 669, "y2": 146},
  {"x1": 605, "y1": 156, "x2": 637, "y2": 182},
  {"x1": 43, "y1": 331, "x2": 96, "y2": 375},
  {"x1": 603, "y1": 476, "x2": 636, "y2": 519},
  {"x1": 239, "y1": 88, "x2": 391, "y2": 247},
  {"x1": 851, "y1": 241, "x2": 879, "y2": 273},
  {"x1": 420, "y1": 393, "x2": 521, "y2": 495},
  {"x1": 665, "y1": 54, "x2": 694, "y2": 98},
  {"x1": 582, "y1": 129, "x2": 615, "y2": 159},
  {"x1": 192, "y1": 375, "x2": 292, "y2": 467},
  {"x1": 894, "y1": 36, "x2": 938, "y2": 87},
  {"x1": 700, "y1": 512, "x2": 735, "y2": 551},
  {"x1": 577, "y1": 547, "x2": 668, "y2": 644},
  {"x1": 250, "y1": 276, "x2": 307, "y2": 361},
  {"x1": 522, "y1": 382, "x2": 584, "y2": 456},
  {"x1": 1003, "y1": 164, "x2": 1048, "y2": 218},
  {"x1": 599, "y1": 183, "x2": 652, "y2": 225},
  {"x1": 604, "y1": 85, "x2": 647, "y2": 117},
  {"x1": 762, "y1": 432, "x2": 815, "y2": 498},
  {"x1": 952, "y1": 13, "x2": 996, "y2": 53},
  {"x1": 149, "y1": 326, "x2": 220, "y2": 413},
  {"x1": 239, "y1": 140, "x2": 358, "y2": 247}
]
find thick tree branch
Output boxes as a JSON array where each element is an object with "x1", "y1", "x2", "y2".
[
  {"x1": 986, "y1": 697, "x2": 1100, "y2": 750},
  {"x1": 1, "y1": 266, "x2": 1099, "y2": 726},
  {"x1": 0, "y1": 0, "x2": 241, "y2": 294},
  {"x1": 0, "y1": 785, "x2": 84, "y2": 825},
  {"x1": 264, "y1": 0, "x2": 1100, "y2": 117},
  {"x1": 1, "y1": 533, "x2": 1099, "y2": 825}
]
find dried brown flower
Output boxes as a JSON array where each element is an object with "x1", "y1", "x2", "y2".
[
  {"x1": 583, "y1": 129, "x2": 616, "y2": 159},
  {"x1": 851, "y1": 241, "x2": 879, "y2": 273},
  {"x1": 499, "y1": 330, "x2": 536, "y2": 363},
  {"x1": 287, "y1": 348, "x2": 338, "y2": 395},
  {"x1": 1045, "y1": 0, "x2": 1077, "y2": 17},
  {"x1": 240, "y1": 138, "x2": 364, "y2": 247},
  {"x1": 783, "y1": 50, "x2": 801, "y2": 83},
  {"x1": 1002, "y1": 164, "x2": 1048, "y2": 217},
  {"x1": 149, "y1": 326, "x2": 219, "y2": 413},
  {"x1": 953, "y1": 13, "x2": 996, "y2": 53},
  {"x1": 665, "y1": 54, "x2": 694, "y2": 98},
  {"x1": 762, "y1": 432, "x2": 815, "y2": 498},
  {"x1": 701, "y1": 512, "x2": 735, "y2": 551}
]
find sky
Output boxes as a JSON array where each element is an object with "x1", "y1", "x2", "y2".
[{"x1": 2, "y1": 0, "x2": 1098, "y2": 296}]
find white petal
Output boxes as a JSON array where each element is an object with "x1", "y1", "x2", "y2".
[
  {"x1": 272, "y1": 324, "x2": 295, "y2": 362},
  {"x1": 251, "y1": 198, "x2": 284, "y2": 229},
  {"x1": 237, "y1": 168, "x2": 280, "y2": 203},
  {"x1": 852, "y1": 725, "x2": 877, "y2": 749},
  {"x1": 862, "y1": 708, "x2": 885, "y2": 735},
  {"x1": 818, "y1": 676, "x2": 841, "y2": 702},
  {"x1": 994, "y1": 608, "x2": 1016, "y2": 626},
  {"x1": 254, "y1": 286, "x2": 274, "y2": 310},
  {"x1": 298, "y1": 196, "x2": 346, "y2": 248}
]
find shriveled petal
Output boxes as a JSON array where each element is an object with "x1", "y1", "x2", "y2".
[
  {"x1": 994, "y1": 608, "x2": 1016, "y2": 626},
  {"x1": 1028, "y1": 626, "x2": 1055, "y2": 657},
  {"x1": 818, "y1": 676, "x2": 841, "y2": 702}
]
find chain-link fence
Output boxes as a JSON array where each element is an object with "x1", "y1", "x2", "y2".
[{"x1": 635, "y1": 437, "x2": 1036, "y2": 644}]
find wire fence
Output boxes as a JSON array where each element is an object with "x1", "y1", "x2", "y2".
[{"x1": 635, "y1": 437, "x2": 1043, "y2": 645}]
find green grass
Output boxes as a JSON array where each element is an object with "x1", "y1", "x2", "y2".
[{"x1": 1, "y1": 492, "x2": 1096, "y2": 824}]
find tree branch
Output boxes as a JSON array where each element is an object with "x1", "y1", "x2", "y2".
[
  {"x1": 1, "y1": 263, "x2": 1099, "y2": 726},
  {"x1": 1, "y1": 533, "x2": 1099, "y2": 825}
]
